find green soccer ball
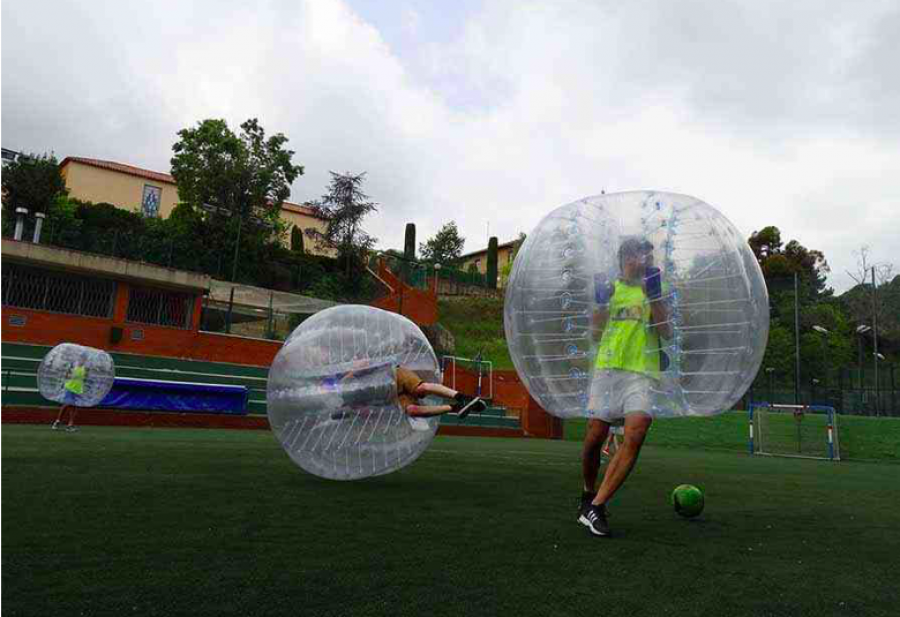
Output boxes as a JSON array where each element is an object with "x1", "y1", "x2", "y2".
[{"x1": 671, "y1": 484, "x2": 704, "y2": 518}]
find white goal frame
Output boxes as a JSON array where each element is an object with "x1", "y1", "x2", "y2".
[{"x1": 749, "y1": 403, "x2": 840, "y2": 461}]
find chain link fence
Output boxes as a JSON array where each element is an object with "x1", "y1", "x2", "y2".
[{"x1": 751, "y1": 365, "x2": 899, "y2": 417}]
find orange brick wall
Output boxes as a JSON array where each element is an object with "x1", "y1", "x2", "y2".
[{"x1": 2, "y1": 282, "x2": 282, "y2": 366}]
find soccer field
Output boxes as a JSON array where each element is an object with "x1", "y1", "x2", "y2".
[{"x1": 3, "y1": 425, "x2": 899, "y2": 617}]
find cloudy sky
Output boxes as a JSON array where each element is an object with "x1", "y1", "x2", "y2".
[{"x1": 3, "y1": 0, "x2": 897, "y2": 292}]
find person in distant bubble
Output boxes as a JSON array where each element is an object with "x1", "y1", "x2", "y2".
[
  {"x1": 602, "y1": 425, "x2": 624, "y2": 459},
  {"x1": 578, "y1": 237, "x2": 672, "y2": 537},
  {"x1": 51, "y1": 364, "x2": 86, "y2": 433}
]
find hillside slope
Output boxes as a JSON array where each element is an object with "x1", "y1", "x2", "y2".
[{"x1": 437, "y1": 297, "x2": 513, "y2": 369}]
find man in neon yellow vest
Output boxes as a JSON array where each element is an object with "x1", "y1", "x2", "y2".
[
  {"x1": 51, "y1": 364, "x2": 86, "y2": 432},
  {"x1": 578, "y1": 237, "x2": 672, "y2": 537}
]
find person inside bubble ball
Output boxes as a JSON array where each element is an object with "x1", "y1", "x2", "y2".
[
  {"x1": 578, "y1": 237, "x2": 673, "y2": 537},
  {"x1": 328, "y1": 363, "x2": 488, "y2": 420},
  {"x1": 51, "y1": 364, "x2": 86, "y2": 433},
  {"x1": 395, "y1": 367, "x2": 488, "y2": 418}
]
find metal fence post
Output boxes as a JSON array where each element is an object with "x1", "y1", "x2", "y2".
[
  {"x1": 200, "y1": 292, "x2": 208, "y2": 331},
  {"x1": 226, "y1": 286, "x2": 234, "y2": 334},
  {"x1": 267, "y1": 291, "x2": 274, "y2": 339},
  {"x1": 837, "y1": 369, "x2": 844, "y2": 414},
  {"x1": 891, "y1": 365, "x2": 896, "y2": 417}
]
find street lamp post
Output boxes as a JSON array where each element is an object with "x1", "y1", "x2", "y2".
[
  {"x1": 14, "y1": 208, "x2": 28, "y2": 241},
  {"x1": 872, "y1": 267, "x2": 880, "y2": 416},
  {"x1": 856, "y1": 325, "x2": 871, "y2": 397},
  {"x1": 802, "y1": 324, "x2": 829, "y2": 406},
  {"x1": 793, "y1": 272, "x2": 800, "y2": 405}
]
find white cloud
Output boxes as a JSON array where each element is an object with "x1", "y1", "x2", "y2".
[{"x1": 2, "y1": 0, "x2": 897, "y2": 292}]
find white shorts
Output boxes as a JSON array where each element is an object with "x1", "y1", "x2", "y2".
[{"x1": 587, "y1": 370, "x2": 656, "y2": 424}]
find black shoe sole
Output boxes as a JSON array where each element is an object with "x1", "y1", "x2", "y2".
[
  {"x1": 457, "y1": 397, "x2": 483, "y2": 419},
  {"x1": 578, "y1": 514, "x2": 611, "y2": 537}
]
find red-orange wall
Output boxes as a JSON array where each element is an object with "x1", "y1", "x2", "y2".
[
  {"x1": 370, "y1": 260, "x2": 438, "y2": 326},
  {"x1": 2, "y1": 286, "x2": 281, "y2": 366},
  {"x1": 442, "y1": 364, "x2": 562, "y2": 439}
]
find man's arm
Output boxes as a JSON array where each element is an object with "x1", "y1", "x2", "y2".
[
  {"x1": 592, "y1": 274, "x2": 614, "y2": 344},
  {"x1": 645, "y1": 267, "x2": 673, "y2": 339},
  {"x1": 649, "y1": 300, "x2": 672, "y2": 339},
  {"x1": 592, "y1": 307, "x2": 610, "y2": 345}
]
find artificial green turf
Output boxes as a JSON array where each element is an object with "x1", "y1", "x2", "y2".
[{"x1": 4, "y1": 425, "x2": 900, "y2": 617}]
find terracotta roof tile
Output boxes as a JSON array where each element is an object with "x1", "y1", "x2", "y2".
[
  {"x1": 281, "y1": 201, "x2": 321, "y2": 217},
  {"x1": 460, "y1": 240, "x2": 518, "y2": 260},
  {"x1": 61, "y1": 156, "x2": 176, "y2": 185},
  {"x1": 60, "y1": 156, "x2": 323, "y2": 219}
]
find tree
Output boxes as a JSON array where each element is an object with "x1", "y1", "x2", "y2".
[
  {"x1": 171, "y1": 118, "x2": 304, "y2": 281},
  {"x1": 308, "y1": 171, "x2": 378, "y2": 279},
  {"x1": 2, "y1": 153, "x2": 68, "y2": 226},
  {"x1": 420, "y1": 221, "x2": 465, "y2": 265},
  {"x1": 750, "y1": 226, "x2": 830, "y2": 296},
  {"x1": 842, "y1": 245, "x2": 899, "y2": 349},
  {"x1": 847, "y1": 245, "x2": 894, "y2": 288},
  {"x1": 291, "y1": 225, "x2": 304, "y2": 254},
  {"x1": 747, "y1": 225, "x2": 841, "y2": 400},
  {"x1": 404, "y1": 223, "x2": 416, "y2": 261},
  {"x1": 486, "y1": 236, "x2": 498, "y2": 289},
  {"x1": 401, "y1": 223, "x2": 417, "y2": 283},
  {"x1": 171, "y1": 118, "x2": 303, "y2": 220}
]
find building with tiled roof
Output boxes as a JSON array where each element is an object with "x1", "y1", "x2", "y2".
[
  {"x1": 59, "y1": 156, "x2": 332, "y2": 256},
  {"x1": 458, "y1": 239, "x2": 518, "y2": 287}
]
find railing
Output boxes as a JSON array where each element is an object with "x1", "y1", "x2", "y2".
[{"x1": 369, "y1": 252, "x2": 494, "y2": 291}]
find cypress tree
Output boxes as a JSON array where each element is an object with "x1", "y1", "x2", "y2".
[{"x1": 487, "y1": 236, "x2": 498, "y2": 289}]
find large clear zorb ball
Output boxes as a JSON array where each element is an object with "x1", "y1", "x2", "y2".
[
  {"x1": 37, "y1": 343, "x2": 116, "y2": 407},
  {"x1": 267, "y1": 305, "x2": 442, "y2": 481},
  {"x1": 504, "y1": 191, "x2": 768, "y2": 420}
]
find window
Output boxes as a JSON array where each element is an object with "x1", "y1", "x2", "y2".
[
  {"x1": 126, "y1": 286, "x2": 193, "y2": 329},
  {"x1": 142, "y1": 185, "x2": 162, "y2": 217},
  {"x1": 2, "y1": 263, "x2": 115, "y2": 318}
]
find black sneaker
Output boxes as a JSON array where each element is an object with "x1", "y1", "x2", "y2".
[
  {"x1": 578, "y1": 490, "x2": 596, "y2": 521},
  {"x1": 579, "y1": 503, "x2": 611, "y2": 537},
  {"x1": 457, "y1": 397, "x2": 486, "y2": 419}
]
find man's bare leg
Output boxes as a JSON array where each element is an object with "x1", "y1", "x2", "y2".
[
  {"x1": 406, "y1": 404, "x2": 453, "y2": 417},
  {"x1": 415, "y1": 382, "x2": 458, "y2": 400},
  {"x1": 52, "y1": 405, "x2": 69, "y2": 429},
  {"x1": 592, "y1": 412, "x2": 652, "y2": 506},
  {"x1": 582, "y1": 419, "x2": 610, "y2": 492}
]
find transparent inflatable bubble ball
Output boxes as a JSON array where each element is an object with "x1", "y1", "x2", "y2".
[
  {"x1": 37, "y1": 343, "x2": 116, "y2": 408},
  {"x1": 504, "y1": 191, "x2": 768, "y2": 420},
  {"x1": 267, "y1": 305, "x2": 443, "y2": 481}
]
